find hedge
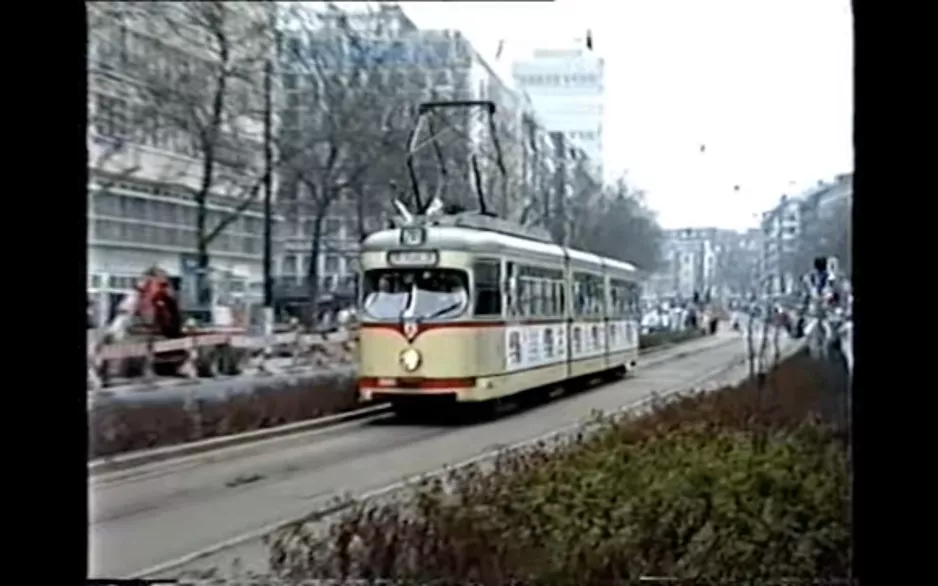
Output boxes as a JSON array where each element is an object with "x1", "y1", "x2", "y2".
[
  {"x1": 265, "y1": 350, "x2": 850, "y2": 585},
  {"x1": 88, "y1": 371, "x2": 359, "y2": 459}
]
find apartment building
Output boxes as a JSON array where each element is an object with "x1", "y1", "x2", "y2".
[
  {"x1": 646, "y1": 228, "x2": 716, "y2": 301},
  {"x1": 759, "y1": 173, "x2": 853, "y2": 294},
  {"x1": 798, "y1": 173, "x2": 853, "y2": 275},
  {"x1": 760, "y1": 195, "x2": 802, "y2": 295}
]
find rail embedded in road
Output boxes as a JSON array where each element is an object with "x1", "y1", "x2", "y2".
[
  {"x1": 89, "y1": 331, "x2": 734, "y2": 477},
  {"x1": 89, "y1": 330, "x2": 760, "y2": 579}
]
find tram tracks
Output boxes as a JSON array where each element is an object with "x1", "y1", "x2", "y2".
[
  {"x1": 90, "y1": 332, "x2": 730, "y2": 482},
  {"x1": 89, "y1": 331, "x2": 752, "y2": 578}
]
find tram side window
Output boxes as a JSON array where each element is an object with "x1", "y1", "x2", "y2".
[
  {"x1": 574, "y1": 273, "x2": 604, "y2": 317},
  {"x1": 473, "y1": 259, "x2": 502, "y2": 316},
  {"x1": 511, "y1": 265, "x2": 564, "y2": 318},
  {"x1": 531, "y1": 279, "x2": 541, "y2": 316},
  {"x1": 505, "y1": 262, "x2": 517, "y2": 316},
  {"x1": 621, "y1": 283, "x2": 632, "y2": 316},
  {"x1": 573, "y1": 274, "x2": 586, "y2": 317},
  {"x1": 595, "y1": 280, "x2": 606, "y2": 316},
  {"x1": 517, "y1": 278, "x2": 530, "y2": 316},
  {"x1": 610, "y1": 279, "x2": 630, "y2": 318},
  {"x1": 625, "y1": 282, "x2": 640, "y2": 317}
]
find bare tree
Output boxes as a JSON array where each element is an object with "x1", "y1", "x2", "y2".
[
  {"x1": 514, "y1": 116, "x2": 547, "y2": 228},
  {"x1": 88, "y1": 2, "x2": 276, "y2": 305},
  {"x1": 569, "y1": 176, "x2": 665, "y2": 271},
  {"x1": 277, "y1": 4, "x2": 423, "y2": 321}
]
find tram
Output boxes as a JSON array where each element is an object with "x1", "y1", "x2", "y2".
[
  {"x1": 357, "y1": 213, "x2": 643, "y2": 416},
  {"x1": 357, "y1": 98, "x2": 643, "y2": 416}
]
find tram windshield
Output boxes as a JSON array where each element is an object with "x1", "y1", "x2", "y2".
[{"x1": 362, "y1": 269, "x2": 469, "y2": 320}]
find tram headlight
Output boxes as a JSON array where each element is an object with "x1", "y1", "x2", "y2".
[{"x1": 399, "y1": 347, "x2": 422, "y2": 372}]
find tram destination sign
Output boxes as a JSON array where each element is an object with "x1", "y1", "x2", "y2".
[{"x1": 387, "y1": 250, "x2": 439, "y2": 267}]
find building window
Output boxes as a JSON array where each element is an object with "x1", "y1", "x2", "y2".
[
  {"x1": 282, "y1": 254, "x2": 297, "y2": 276},
  {"x1": 93, "y1": 219, "x2": 117, "y2": 241},
  {"x1": 324, "y1": 255, "x2": 340, "y2": 274},
  {"x1": 93, "y1": 94, "x2": 127, "y2": 139},
  {"x1": 324, "y1": 218, "x2": 342, "y2": 236}
]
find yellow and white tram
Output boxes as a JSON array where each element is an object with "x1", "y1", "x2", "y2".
[{"x1": 357, "y1": 220, "x2": 643, "y2": 415}]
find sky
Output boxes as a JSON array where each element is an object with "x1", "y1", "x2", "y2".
[{"x1": 350, "y1": 0, "x2": 854, "y2": 231}]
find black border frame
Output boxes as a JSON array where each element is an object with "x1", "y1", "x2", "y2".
[
  {"x1": 14, "y1": 1, "x2": 88, "y2": 584},
  {"x1": 13, "y1": 1, "x2": 915, "y2": 584}
]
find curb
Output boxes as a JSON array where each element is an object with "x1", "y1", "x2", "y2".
[
  {"x1": 90, "y1": 332, "x2": 732, "y2": 476},
  {"x1": 88, "y1": 403, "x2": 391, "y2": 477}
]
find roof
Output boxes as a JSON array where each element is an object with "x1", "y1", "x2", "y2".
[{"x1": 362, "y1": 224, "x2": 640, "y2": 277}]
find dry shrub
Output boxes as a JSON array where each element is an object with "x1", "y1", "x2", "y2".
[
  {"x1": 88, "y1": 372, "x2": 360, "y2": 458},
  {"x1": 269, "y1": 350, "x2": 850, "y2": 585}
]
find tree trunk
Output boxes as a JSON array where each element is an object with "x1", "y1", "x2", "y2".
[
  {"x1": 194, "y1": 59, "x2": 228, "y2": 309},
  {"x1": 306, "y1": 200, "x2": 330, "y2": 328},
  {"x1": 355, "y1": 181, "x2": 367, "y2": 242}
]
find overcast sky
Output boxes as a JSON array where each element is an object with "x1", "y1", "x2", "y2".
[{"x1": 357, "y1": 0, "x2": 854, "y2": 231}]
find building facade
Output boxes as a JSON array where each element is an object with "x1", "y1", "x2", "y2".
[
  {"x1": 797, "y1": 173, "x2": 853, "y2": 276},
  {"x1": 511, "y1": 45, "x2": 605, "y2": 179},
  {"x1": 646, "y1": 228, "x2": 723, "y2": 301},
  {"x1": 759, "y1": 196, "x2": 802, "y2": 295},
  {"x1": 275, "y1": 4, "x2": 540, "y2": 305},
  {"x1": 759, "y1": 173, "x2": 853, "y2": 295},
  {"x1": 87, "y1": 2, "x2": 278, "y2": 313}
]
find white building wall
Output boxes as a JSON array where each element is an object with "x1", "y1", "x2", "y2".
[{"x1": 511, "y1": 47, "x2": 604, "y2": 177}]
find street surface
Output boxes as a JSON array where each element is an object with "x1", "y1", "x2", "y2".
[{"x1": 89, "y1": 329, "x2": 766, "y2": 579}]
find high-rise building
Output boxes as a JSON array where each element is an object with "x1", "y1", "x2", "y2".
[{"x1": 511, "y1": 44, "x2": 604, "y2": 180}]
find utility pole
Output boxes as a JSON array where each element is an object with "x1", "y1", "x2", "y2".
[{"x1": 262, "y1": 25, "x2": 275, "y2": 338}]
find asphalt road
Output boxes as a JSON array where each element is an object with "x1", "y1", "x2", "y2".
[{"x1": 89, "y1": 329, "x2": 758, "y2": 579}]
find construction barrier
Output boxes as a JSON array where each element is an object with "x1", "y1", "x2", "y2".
[{"x1": 88, "y1": 322, "x2": 357, "y2": 392}]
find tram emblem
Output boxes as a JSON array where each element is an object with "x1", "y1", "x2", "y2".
[{"x1": 402, "y1": 319, "x2": 419, "y2": 341}]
